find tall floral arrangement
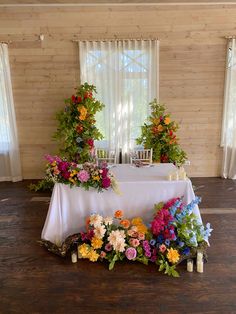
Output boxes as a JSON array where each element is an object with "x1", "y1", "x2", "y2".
[
  {"x1": 136, "y1": 99, "x2": 187, "y2": 165},
  {"x1": 53, "y1": 83, "x2": 104, "y2": 163}
]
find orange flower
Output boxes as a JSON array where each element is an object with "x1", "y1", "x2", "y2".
[
  {"x1": 120, "y1": 219, "x2": 130, "y2": 229},
  {"x1": 164, "y1": 117, "x2": 171, "y2": 125},
  {"x1": 85, "y1": 216, "x2": 90, "y2": 230},
  {"x1": 114, "y1": 210, "x2": 123, "y2": 219},
  {"x1": 157, "y1": 125, "x2": 164, "y2": 132}
]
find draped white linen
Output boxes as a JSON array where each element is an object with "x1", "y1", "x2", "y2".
[
  {"x1": 42, "y1": 164, "x2": 201, "y2": 245},
  {"x1": 0, "y1": 44, "x2": 22, "y2": 182},
  {"x1": 79, "y1": 40, "x2": 159, "y2": 162},
  {"x1": 221, "y1": 39, "x2": 236, "y2": 179}
]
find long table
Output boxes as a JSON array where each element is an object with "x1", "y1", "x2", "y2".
[{"x1": 41, "y1": 164, "x2": 201, "y2": 245}]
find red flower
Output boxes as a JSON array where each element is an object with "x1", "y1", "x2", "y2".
[
  {"x1": 84, "y1": 91, "x2": 93, "y2": 99},
  {"x1": 161, "y1": 155, "x2": 169, "y2": 163},
  {"x1": 71, "y1": 95, "x2": 76, "y2": 103},
  {"x1": 76, "y1": 125, "x2": 83, "y2": 133},
  {"x1": 169, "y1": 130, "x2": 173, "y2": 137},
  {"x1": 77, "y1": 96, "x2": 82, "y2": 103}
]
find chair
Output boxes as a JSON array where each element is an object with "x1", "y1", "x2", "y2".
[
  {"x1": 130, "y1": 148, "x2": 153, "y2": 164},
  {"x1": 95, "y1": 149, "x2": 117, "y2": 165}
]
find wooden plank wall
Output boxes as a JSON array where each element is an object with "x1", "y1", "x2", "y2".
[{"x1": 0, "y1": 4, "x2": 233, "y2": 178}]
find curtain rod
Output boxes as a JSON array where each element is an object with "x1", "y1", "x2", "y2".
[{"x1": 72, "y1": 38, "x2": 159, "y2": 42}]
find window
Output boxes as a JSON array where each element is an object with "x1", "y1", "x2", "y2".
[{"x1": 79, "y1": 40, "x2": 159, "y2": 161}]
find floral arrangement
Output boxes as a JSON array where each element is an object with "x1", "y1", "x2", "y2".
[
  {"x1": 53, "y1": 82, "x2": 104, "y2": 163},
  {"x1": 136, "y1": 99, "x2": 187, "y2": 165},
  {"x1": 44, "y1": 155, "x2": 118, "y2": 192},
  {"x1": 58, "y1": 197, "x2": 213, "y2": 277}
]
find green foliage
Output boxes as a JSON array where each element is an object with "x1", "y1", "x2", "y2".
[
  {"x1": 53, "y1": 82, "x2": 104, "y2": 163},
  {"x1": 157, "y1": 259, "x2": 180, "y2": 277},
  {"x1": 29, "y1": 178, "x2": 54, "y2": 192},
  {"x1": 136, "y1": 99, "x2": 187, "y2": 166}
]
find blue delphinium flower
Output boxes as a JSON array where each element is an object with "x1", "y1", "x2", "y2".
[
  {"x1": 177, "y1": 241, "x2": 185, "y2": 248},
  {"x1": 203, "y1": 223, "x2": 213, "y2": 241},
  {"x1": 189, "y1": 235, "x2": 198, "y2": 247},
  {"x1": 157, "y1": 235, "x2": 164, "y2": 243},
  {"x1": 183, "y1": 247, "x2": 190, "y2": 255}
]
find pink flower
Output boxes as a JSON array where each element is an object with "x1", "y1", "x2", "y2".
[
  {"x1": 101, "y1": 168, "x2": 109, "y2": 178},
  {"x1": 100, "y1": 251, "x2": 106, "y2": 259},
  {"x1": 159, "y1": 244, "x2": 167, "y2": 253},
  {"x1": 102, "y1": 177, "x2": 111, "y2": 188},
  {"x1": 125, "y1": 247, "x2": 137, "y2": 260},
  {"x1": 129, "y1": 238, "x2": 140, "y2": 247},
  {"x1": 77, "y1": 170, "x2": 90, "y2": 182},
  {"x1": 105, "y1": 243, "x2": 112, "y2": 251},
  {"x1": 138, "y1": 233, "x2": 145, "y2": 240}
]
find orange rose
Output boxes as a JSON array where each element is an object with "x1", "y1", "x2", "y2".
[
  {"x1": 120, "y1": 219, "x2": 130, "y2": 229},
  {"x1": 114, "y1": 210, "x2": 123, "y2": 219}
]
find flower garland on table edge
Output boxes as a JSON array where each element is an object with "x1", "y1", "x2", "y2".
[
  {"x1": 40, "y1": 197, "x2": 213, "y2": 277},
  {"x1": 41, "y1": 155, "x2": 119, "y2": 193}
]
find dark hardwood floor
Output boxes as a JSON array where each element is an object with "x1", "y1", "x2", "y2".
[{"x1": 0, "y1": 178, "x2": 236, "y2": 313}]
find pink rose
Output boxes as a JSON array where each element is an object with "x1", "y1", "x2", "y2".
[
  {"x1": 125, "y1": 247, "x2": 137, "y2": 260},
  {"x1": 105, "y1": 243, "x2": 112, "y2": 252},
  {"x1": 100, "y1": 251, "x2": 106, "y2": 259},
  {"x1": 77, "y1": 170, "x2": 90, "y2": 183},
  {"x1": 129, "y1": 238, "x2": 140, "y2": 247},
  {"x1": 159, "y1": 244, "x2": 167, "y2": 253}
]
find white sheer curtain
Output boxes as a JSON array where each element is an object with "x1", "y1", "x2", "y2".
[
  {"x1": 79, "y1": 40, "x2": 159, "y2": 162},
  {"x1": 0, "y1": 44, "x2": 22, "y2": 182},
  {"x1": 221, "y1": 38, "x2": 236, "y2": 179}
]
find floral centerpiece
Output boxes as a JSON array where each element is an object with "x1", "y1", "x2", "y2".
[
  {"x1": 40, "y1": 196, "x2": 213, "y2": 277},
  {"x1": 54, "y1": 82, "x2": 104, "y2": 163},
  {"x1": 136, "y1": 99, "x2": 187, "y2": 165},
  {"x1": 44, "y1": 155, "x2": 118, "y2": 192}
]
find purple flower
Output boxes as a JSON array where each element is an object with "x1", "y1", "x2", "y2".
[
  {"x1": 150, "y1": 255, "x2": 157, "y2": 262},
  {"x1": 125, "y1": 247, "x2": 137, "y2": 260},
  {"x1": 62, "y1": 171, "x2": 70, "y2": 180},
  {"x1": 101, "y1": 168, "x2": 109, "y2": 178},
  {"x1": 77, "y1": 170, "x2": 90, "y2": 183},
  {"x1": 183, "y1": 247, "x2": 190, "y2": 255},
  {"x1": 58, "y1": 161, "x2": 69, "y2": 172},
  {"x1": 145, "y1": 250, "x2": 151, "y2": 258},
  {"x1": 102, "y1": 177, "x2": 111, "y2": 188}
]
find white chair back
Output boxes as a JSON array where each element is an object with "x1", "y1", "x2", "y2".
[
  {"x1": 130, "y1": 148, "x2": 153, "y2": 164},
  {"x1": 95, "y1": 149, "x2": 117, "y2": 165}
]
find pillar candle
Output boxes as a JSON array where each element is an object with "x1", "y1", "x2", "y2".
[
  {"x1": 187, "y1": 259, "x2": 193, "y2": 272},
  {"x1": 197, "y1": 261, "x2": 204, "y2": 273},
  {"x1": 71, "y1": 251, "x2": 78, "y2": 263}
]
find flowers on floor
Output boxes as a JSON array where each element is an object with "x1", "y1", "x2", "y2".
[
  {"x1": 41, "y1": 196, "x2": 212, "y2": 277},
  {"x1": 44, "y1": 155, "x2": 117, "y2": 192},
  {"x1": 136, "y1": 99, "x2": 187, "y2": 165}
]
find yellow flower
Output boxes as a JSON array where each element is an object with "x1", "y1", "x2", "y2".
[
  {"x1": 78, "y1": 106, "x2": 87, "y2": 121},
  {"x1": 167, "y1": 248, "x2": 180, "y2": 264},
  {"x1": 88, "y1": 249, "x2": 99, "y2": 262},
  {"x1": 51, "y1": 161, "x2": 56, "y2": 167},
  {"x1": 92, "y1": 175, "x2": 100, "y2": 181},
  {"x1": 136, "y1": 223, "x2": 148, "y2": 234},
  {"x1": 69, "y1": 178, "x2": 75, "y2": 184},
  {"x1": 91, "y1": 237, "x2": 103, "y2": 249},
  {"x1": 153, "y1": 118, "x2": 160, "y2": 125},
  {"x1": 131, "y1": 217, "x2": 143, "y2": 225},
  {"x1": 157, "y1": 125, "x2": 164, "y2": 132},
  {"x1": 70, "y1": 170, "x2": 78, "y2": 177},
  {"x1": 164, "y1": 117, "x2": 171, "y2": 125},
  {"x1": 78, "y1": 243, "x2": 90, "y2": 258}
]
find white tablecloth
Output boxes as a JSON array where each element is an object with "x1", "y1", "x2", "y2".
[{"x1": 42, "y1": 164, "x2": 201, "y2": 245}]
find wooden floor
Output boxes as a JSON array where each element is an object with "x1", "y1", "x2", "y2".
[{"x1": 0, "y1": 178, "x2": 236, "y2": 314}]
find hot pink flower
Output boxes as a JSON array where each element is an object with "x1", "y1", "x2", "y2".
[
  {"x1": 77, "y1": 170, "x2": 90, "y2": 183},
  {"x1": 87, "y1": 139, "x2": 94, "y2": 148},
  {"x1": 125, "y1": 247, "x2": 137, "y2": 260},
  {"x1": 102, "y1": 177, "x2": 111, "y2": 188}
]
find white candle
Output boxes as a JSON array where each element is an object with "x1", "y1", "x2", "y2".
[
  {"x1": 187, "y1": 259, "x2": 193, "y2": 272},
  {"x1": 71, "y1": 251, "x2": 78, "y2": 263},
  {"x1": 197, "y1": 251, "x2": 203, "y2": 263},
  {"x1": 197, "y1": 261, "x2": 204, "y2": 273}
]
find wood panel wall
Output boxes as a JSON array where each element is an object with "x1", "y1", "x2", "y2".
[{"x1": 0, "y1": 4, "x2": 233, "y2": 178}]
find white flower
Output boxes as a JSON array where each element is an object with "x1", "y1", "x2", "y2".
[
  {"x1": 94, "y1": 225, "x2": 106, "y2": 239},
  {"x1": 89, "y1": 214, "x2": 103, "y2": 227},
  {"x1": 104, "y1": 216, "x2": 113, "y2": 226},
  {"x1": 108, "y1": 230, "x2": 126, "y2": 252}
]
